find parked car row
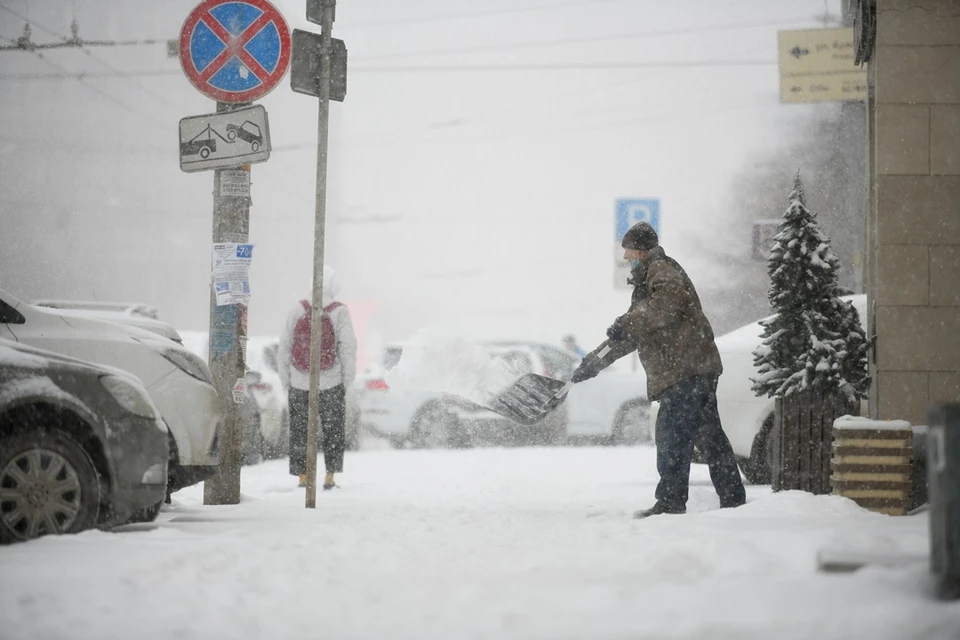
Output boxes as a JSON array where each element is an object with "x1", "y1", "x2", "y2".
[{"x1": 1, "y1": 289, "x2": 223, "y2": 543}]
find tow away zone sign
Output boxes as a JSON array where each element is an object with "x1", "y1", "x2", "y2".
[{"x1": 179, "y1": 104, "x2": 271, "y2": 172}]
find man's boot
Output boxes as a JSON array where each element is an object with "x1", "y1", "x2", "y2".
[
  {"x1": 298, "y1": 473, "x2": 307, "y2": 488},
  {"x1": 633, "y1": 501, "x2": 685, "y2": 519}
]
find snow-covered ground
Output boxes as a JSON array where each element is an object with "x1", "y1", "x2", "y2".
[{"x1": 2, "y1": 442, "x2": 959, "y2": 640}]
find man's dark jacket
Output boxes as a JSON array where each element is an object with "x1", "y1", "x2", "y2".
[{"x1": 586, "y1": 246, "x2": 722, "y2": 400}]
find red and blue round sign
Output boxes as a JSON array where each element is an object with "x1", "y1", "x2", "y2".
[{"x1": 179, "y1": 0, "x2": 291, "y2": 103}]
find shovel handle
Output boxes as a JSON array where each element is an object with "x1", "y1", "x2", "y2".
[{"x1": 555, "y1": 344, "x2": 613, "y2": 399}]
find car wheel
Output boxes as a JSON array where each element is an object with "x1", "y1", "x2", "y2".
[
  {"x1": 0, "y1": 429, "x2": 101, "y2": 544},
  {"x1": 612, "y1": 400, "x2": 652, "y2": 445},
  {"x1": 227, "y1": 129, "x2": 237, "y2": 141},
  {"x1": 745, "y1": 415, "x2": 775, "y2": 485},
  {"x1": 251, "y1": 141, "x2": 261, "y2": 152},
  {"x1": 410, "y1": 402, "x2": 467, "y2": 449},
  {"x1": 200, "y1": 147, "x2": 211, "y2": 159}
]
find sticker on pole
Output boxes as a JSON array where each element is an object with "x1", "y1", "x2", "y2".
[
  {"x1": 212, "y1": 242, "x2": 254, "y2": 306},
  {"x1": 179, "y1": 0, "x2": 291, "y2": 103},
  {"x1": 232, "y1": 377, "x2": 246, "y2": 404}
]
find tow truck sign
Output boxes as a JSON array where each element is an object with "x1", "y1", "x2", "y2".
[{"x1": 179, "y1": 104, "x2": 271, "y2": 172}]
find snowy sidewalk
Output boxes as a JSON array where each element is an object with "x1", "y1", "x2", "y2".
[{"x1": 2, "y1": 444, "x2": 959, "y2": 640}]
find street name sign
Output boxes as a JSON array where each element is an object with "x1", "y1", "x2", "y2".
[
  {"x1": 179, "y1": 104, "x2": 271, "y2": 172},
  {"x1": 179, "y1": 0, "x2": 291, "y2": 103},
  {"x1": 780, "y1": 71, "x2": 867, "y2": 105},
  {"x1": 778, "y1": 28, "x2": 860, "y2": 75},
  {"x1": 777, "y1": 27, "x2": 866, "y2": 104}
]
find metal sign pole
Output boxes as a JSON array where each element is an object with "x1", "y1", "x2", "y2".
[
  {"x1": 204, "y1": 101, "x2": 251, "y2": 506},
  {"x1": 305, "y1": 0, "x2": 335, "y2": 509}
]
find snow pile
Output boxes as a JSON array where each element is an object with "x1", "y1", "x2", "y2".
[
  {"x1": 834, "y1": 415, "x2": 913, "y2": 431},
  {"x1": 384, "y1": 327, "x2": 523, "y2": 405}
]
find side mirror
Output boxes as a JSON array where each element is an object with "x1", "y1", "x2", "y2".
[{"x1": 0, "y1": 300, "x2": 25, "y2": 324}]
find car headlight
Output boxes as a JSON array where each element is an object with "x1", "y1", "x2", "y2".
[
  {"x1": 100, "y1": 375, "x2": 157, "y2": 419},
  {"x1": 162, "y1": 348, "x2": 212, "y2": 384}
]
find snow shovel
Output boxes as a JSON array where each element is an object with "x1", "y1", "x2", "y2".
[{"x1": 486, "y1": 345, "x2": 612, "y2": 426}]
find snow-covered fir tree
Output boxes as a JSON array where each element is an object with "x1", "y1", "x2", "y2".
[{"x1": 752, "y1": 174, "x2": 869, "y2": 398}]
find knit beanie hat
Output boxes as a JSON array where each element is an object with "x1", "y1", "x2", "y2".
[{"x1": 621, "y1": 222, "x2": 659, "y2": 251}]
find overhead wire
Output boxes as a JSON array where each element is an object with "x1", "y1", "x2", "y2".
[
  {"x1": 349, "y1": 60, "x2": 777, "y2": 72},
  {"x1": 344, "y1": 0, "x2": 626, "y2": 29},
  {"x1": 0, "y1": 4, "x2": 178, "y2": 115},
  {"x1": 18, "y1": 46, "x2": 166, "y2": 128},
  {"x1": 0, "y1": 56, "x2": 778, "y2": 81},
  {"x1": 353, "y1": 17, "x2": 815, "y2": 62}
]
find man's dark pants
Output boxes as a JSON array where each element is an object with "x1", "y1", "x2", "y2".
[
  {"x1": 654, "y1": 374, "x2": 746, "y2": 509},
  {"x1": 288, "y1": 385, "x2": 347, "y2": 476}
]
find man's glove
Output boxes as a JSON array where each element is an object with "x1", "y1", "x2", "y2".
[
  {"x1": 606, "y1": 317, "x2": 630, "y2": 342},
  {"x1": 570, "y1": 362, "x2": 599, "y2": 383}
]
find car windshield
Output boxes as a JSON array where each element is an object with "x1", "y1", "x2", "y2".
[{"x1": 490, "y1": 350, "x2": 533, "y2": 375}]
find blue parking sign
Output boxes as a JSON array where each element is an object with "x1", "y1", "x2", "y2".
[{"x1": 615, "y1": 199, "x2": 660, "y2": 242}]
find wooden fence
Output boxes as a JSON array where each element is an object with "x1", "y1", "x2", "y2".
[{"x1": 772, "y1": 389, "x2": 859, "y2": 494}]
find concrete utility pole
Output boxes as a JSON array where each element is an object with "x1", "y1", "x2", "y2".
[
  {"x1": 304, "y1": 0, "x2": 336, "y2": 509},
  {"x1": 203, "y1": 100, "x2": 251, "y2": 506}
]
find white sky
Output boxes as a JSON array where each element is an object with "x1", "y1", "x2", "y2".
[{"x1": 0, "y1": 0, "x2": 841, "y2": 365}]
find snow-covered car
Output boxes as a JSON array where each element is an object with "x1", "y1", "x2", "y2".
[
  {"x1": 357, "y1": 341, "x2": 651, "y2": 447},
  {"x1": 715, "y1": 294, "x2": 868, "y2": 484},
  {"x1": 58, "y1": 309, "x2": 182, "y2": 343},
  {"x1": 0, "y1": 288, "x2": 221, "y2": 493},
  {"x1": 32, "y1": 299, "x2": 160, "y2": 320},
  {"x1": 0, "y1": 339, "x2": 169, "y2": 543}
]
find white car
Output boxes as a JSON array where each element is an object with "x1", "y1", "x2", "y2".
[
  {"x1": 0, "y1": 288, "x2": 222, "y2": 492},
  {"x1": 180, "y1": 331, "x2": 289, "y2": 460},
  {"x1": 714, "y1": 294, "x2": 868, "y2": 484},
  {"x1": 357, "y1": 341, "x2": 651, "y2": 447}
]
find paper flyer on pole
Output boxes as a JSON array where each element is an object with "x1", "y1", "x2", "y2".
[{"x1": 211, "y1": 243, "x2": 254, "y2": 306}]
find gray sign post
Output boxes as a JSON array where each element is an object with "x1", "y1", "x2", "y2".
[{"x1": 292, "y1": 0, "x2": 343, "y2": 509}]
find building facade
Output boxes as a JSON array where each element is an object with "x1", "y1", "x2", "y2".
[{"x1": 862, "y1": 0, "x2": 960, "y2": 424}]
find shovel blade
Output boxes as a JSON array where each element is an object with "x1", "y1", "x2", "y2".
[{"x1": 486, "y1": 373, "x2": 571, "y2": 426}]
